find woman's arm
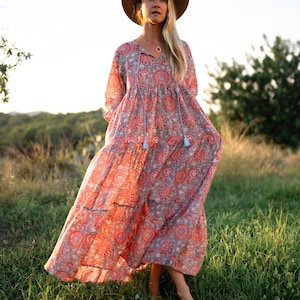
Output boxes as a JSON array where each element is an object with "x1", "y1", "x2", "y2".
[
  {"x1": 104, "y1": 51, "x2": 126, "y2": 122},
  {"x1": 183, "y1": 42, "x2": 198, "y2": 98}
]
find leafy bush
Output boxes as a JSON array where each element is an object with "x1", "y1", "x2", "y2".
[{"x1": 206, "y1": 35, "x2": 300, "y2": 148}]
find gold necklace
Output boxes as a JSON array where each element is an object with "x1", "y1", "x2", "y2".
[{"x1": 155, "y1": 45, "x2": 162, "y2": 53}]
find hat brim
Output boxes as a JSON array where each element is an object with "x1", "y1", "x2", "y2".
[{"x1": 122, "y1": 0, "x2": 189, "y2": 25}]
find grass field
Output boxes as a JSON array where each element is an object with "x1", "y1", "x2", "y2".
[{"x1": 0, "y1": 125, "x2": 299, "y2": 300}]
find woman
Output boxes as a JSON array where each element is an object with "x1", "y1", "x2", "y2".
[{"x1": 44, "y1": 1, "x2": 222, "y2": 299}]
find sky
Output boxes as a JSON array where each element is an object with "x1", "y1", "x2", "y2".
[{"x1": 0, "y1": 0, "x2": 300, "y2": 114}]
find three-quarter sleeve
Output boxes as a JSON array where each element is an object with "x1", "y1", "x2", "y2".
[
  {"x1": 183, "y1": 43, "x2": 198, "y2": 97},
  {"x1": 104, "y1": 51, "x2": 126, "y2": 122}
]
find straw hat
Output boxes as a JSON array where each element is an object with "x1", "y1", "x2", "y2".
[{"x1": 122, "y1": 0, "x2": 189, "y2": 25}]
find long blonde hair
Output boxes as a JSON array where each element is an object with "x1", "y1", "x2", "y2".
[
  {"x1": 163, "y1": 0, "x2": 187, "y2": 81},
  {"x1": 135, "y1": 0, "x2": 188, "y2": 81}
]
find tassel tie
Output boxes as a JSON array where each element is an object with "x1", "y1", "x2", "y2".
[
  {"x1": 142, "y1": 139, "x2": 149, "y2": 150},
  {"x1": 183, "y1": 136, "x2": 190, "y2": 147},
  {"x1": 176, "y1": 85, "x2": 190, "y2": 148}
]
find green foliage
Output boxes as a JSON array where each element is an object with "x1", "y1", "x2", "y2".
[
  {"x1": 0, "y1": 36, "x2": 32, "y2": 103},
  {"x1": 0, "y1": 109, "x2": 108, "y2": 154},
  {"x1": 206, "y1": 35, "x2": 300, "y2": 148}
]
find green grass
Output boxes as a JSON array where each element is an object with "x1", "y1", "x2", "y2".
[
  {"x1": 203, "y1": 175, "x2": 300, "y2": 300},
  {"x1": 0, "y1": 129, "x2": 299, "y2": 299}
]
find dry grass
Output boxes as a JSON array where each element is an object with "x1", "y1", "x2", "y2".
[
  {"x1": 0, "y1": 141, "x2": 83, "y2": 203},
  {"x1": 1, "y1": 123, "x2": 299, "y2": 201},
  {"x1": 216, "y1": 122, "x2": 300, "y2": 177}
]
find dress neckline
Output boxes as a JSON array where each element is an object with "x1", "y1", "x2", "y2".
[{"x1": 132, "y1": 40, "x2": 165, "y2": 60}]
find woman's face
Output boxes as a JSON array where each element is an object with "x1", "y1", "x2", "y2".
[{"x1": 139, "y1": 0, "x2": 168, "y2": 25}]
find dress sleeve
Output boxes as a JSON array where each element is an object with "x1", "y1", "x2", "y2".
[
  {"x1": 104, "y1": 51, "x2": 126, "y2": 122},
  {"x1": 183, "y1": 43, "x2": 198, "y2": 97}
]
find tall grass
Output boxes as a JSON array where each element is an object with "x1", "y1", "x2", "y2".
[{"x1": 0, "y1": 125, "x2": 299, "y2": 299}]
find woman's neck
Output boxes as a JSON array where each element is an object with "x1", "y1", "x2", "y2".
[{"x1": 141, "y1": 25, "x2": 163, "y2": 43}]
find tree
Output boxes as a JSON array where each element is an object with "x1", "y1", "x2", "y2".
[
  {"x1": 0, "y1": 36, "x2": 31, "y2": 103},
  {"x1": 206, "y1": 35, "x2": 300, "y2": 148}
]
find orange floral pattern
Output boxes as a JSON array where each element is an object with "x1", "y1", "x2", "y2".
[{"x1": 44, "y1": 41, "x2": 222, "y2": 283}]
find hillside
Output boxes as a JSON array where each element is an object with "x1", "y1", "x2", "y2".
[{"x1": 0, "y1": 109, "x2": 108, "y2": 154}]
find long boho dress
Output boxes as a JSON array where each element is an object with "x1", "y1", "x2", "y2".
[{"x1": 44, "y1": 40, "x2": 222, "y2": 283}]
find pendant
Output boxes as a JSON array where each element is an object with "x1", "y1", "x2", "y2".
[{"x1": 155, "y1": 45, "x2": 161, "y2": 53}]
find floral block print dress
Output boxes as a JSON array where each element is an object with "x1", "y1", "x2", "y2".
[{"x1": 44, "y1": 40, "x2": 222, "y2": 283}]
